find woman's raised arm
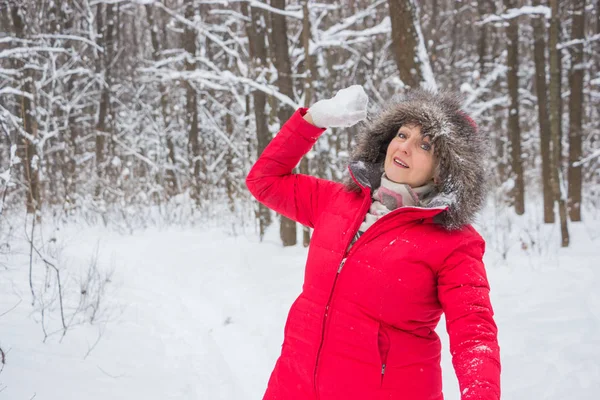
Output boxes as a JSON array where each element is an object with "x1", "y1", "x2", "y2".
[{"x1": 245, "y1": 86, "x2": 368, "y2": 228}]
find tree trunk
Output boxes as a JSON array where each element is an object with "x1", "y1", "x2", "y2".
[
  {"x1": 58, "y1": 0, "x2": 78, "y2": 208},
  {"x1": 183, "y1": 1, "x2": 202, "y2": 205},
  {"x1": 270, "y1": 0, "x2": 297, "y2": 247},
  {"x1": 532, "y1": 0, "x2": 554, "y2": 223},
  {"x1": 549, "y1": 0, "x2": 570, "y2": 247},
  {"x1": 300, "y1": 0, "x2": 314, "y2": 248},
  {"x1": 567, "y1": 0, "x2": 586, "y2": 222},
  {"x1": 145, "y1": 4, "x2": 179, "y2": 196},
  {"x1": 95, "y1": 3, "x2": 115, "y2": 198},
  {"x1": 11, "y1": 4, "x2": 40, "y2": 214},
  {"x1": 429, "y1": 0, "x2": 439, "y2": 70},
  {"x1": 597, "y1": 0, "x2": 600, "y2": 35},
  {"x1": 242, "y1": 3, "x2": 272, "y2": 240},
  {"x1": 477, "y1": 0, "x2": 492, "y2": 77},
  {"x1": 387, "y1": 0, "x2": 436, "y2": 89},
  {"x1": 225, "y1": 109, "x2": 236, "y2": 215},
  {"x1": 503, "y1": 0, "x2": 524, "y2": 215}
]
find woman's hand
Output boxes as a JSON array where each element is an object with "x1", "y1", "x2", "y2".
[{"x1": 305, "y1": 85, "x2": 369, "y2": 128}]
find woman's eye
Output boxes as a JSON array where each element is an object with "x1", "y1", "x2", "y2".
[
  {"x1": 421, "y1": 143, "x2": 431, "y2": 151},
  {"x1": 397, "y1": 132, "x2": 406, "y2": 139}
]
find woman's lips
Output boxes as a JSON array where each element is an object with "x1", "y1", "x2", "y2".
[{"x1": 393, "y1": 157, "x2": 409, "y2": 168}]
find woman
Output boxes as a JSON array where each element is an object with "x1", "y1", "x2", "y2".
[{"x1": 246, "y1": 86, "x2": 501, "y2": 400}]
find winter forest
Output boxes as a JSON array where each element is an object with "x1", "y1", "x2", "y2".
[{"x1": 1, "y1": 0, "x2": 600, "y2": 399}]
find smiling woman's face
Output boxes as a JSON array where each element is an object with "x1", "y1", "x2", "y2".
[{"x1": 383, "y1": 124, "x2": 436, "y2": 187}]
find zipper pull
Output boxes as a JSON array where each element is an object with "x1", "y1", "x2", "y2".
[
  {"x1": 381, "y1": 364, "x2": 386, "y2": 375},
  {"x1": 337, "y1": 258, "x2": 347, "y2": 273}
]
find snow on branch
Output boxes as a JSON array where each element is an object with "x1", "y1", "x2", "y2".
[
  {"x1": 411, "y1": 0, "x2": 437, "y2": 91},
  {"x1": 324, "y1": 16, "x2": 390, "y2": 41},
  {"x1": 141, "y1": 67, "x2": 299, "y2": 110},
  {"x1": 0, "y1": 104, "x2": 36, "y2": 144},
  {"x1": 32, "y1": 34, "x2": 103, "y2": 52},
  {"x1": 199, "y1": 107, "x2": 244, "y2": 160},
  {"x1": 321, "y1": 0, "x2": 387, "y2": 38},
  {"x1": 0, "y1": 46, "x2": 71, "y2": 60},
  {"x1": 477, "y1": 5, "x2": 550, "y2": 25},
  {"x1": 246, "y1": 0, "x2": 302, "y2": 19},
  {"x1": 0, "y1": 87, "x2": 35, "y2": 100},
  {"x1": 311, "y1": 15, "x2": 391, "y2": 56},
  {"x1": 153, "y1": 2, "x2": 247, "y2": 75},
  {"x1": 462, "y1": 63, "x2": 508, "y2": 110},
  {"x1": 573, "y1": 148, "x2": 600, "y2": 167},
  {"x1": 176, "y1": 0, "x2": 303, "y2": 18},
  {"x1": 558, "y1": 33, "x2": 600, "y2": 50}
]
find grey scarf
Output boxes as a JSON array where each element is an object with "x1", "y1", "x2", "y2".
[{"x1": 357, "y1": 173, "x2": 434, "y2": 234}]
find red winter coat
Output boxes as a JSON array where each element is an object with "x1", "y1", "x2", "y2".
[{"x1": 246, "y1": 108, "x2": 501, "y2": 400}]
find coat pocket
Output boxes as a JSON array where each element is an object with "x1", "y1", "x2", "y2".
[{"x1": 377, "y1": 323, "x2": 391, "y2": 386}]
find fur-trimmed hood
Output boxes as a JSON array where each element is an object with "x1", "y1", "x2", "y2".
[{"x1": 343, "y1": 89, "x2": 490, "y2": 230}]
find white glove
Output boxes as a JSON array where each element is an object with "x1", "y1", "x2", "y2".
[{"x1": 308, "y1": 85, "x2": 369, "y2": 128}]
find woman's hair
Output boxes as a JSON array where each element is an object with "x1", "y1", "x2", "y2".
[{"x1": 343, "y1": 89, "x2": 490, "y2": 230}]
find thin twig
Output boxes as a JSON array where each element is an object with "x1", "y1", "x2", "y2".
[
  {"x1": 96, "y1": 365, "x2": 124, "y2": 379},
  {"x1": 30, "y1": 245, "x2": 67, "y2": 335},
  {"x1": 0, "y1": 345, "x2": 5, "y2": 372},
  {"x1": 28, "y1": 213, "x2": 36, "y2": 305},
  {"x1": 41, "y1": 302, "x2": 48, "y2": 343},
  {"x1": 0, "y1": 299, "x2": 22, "y2": 317},
  {"x1": 0, "y1": 133, "x2": 11, "y2": 218},
  {"x1": 83, "y1": 328, "x2": 104, "y2": 360}
]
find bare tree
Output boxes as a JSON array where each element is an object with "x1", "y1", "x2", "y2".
[
  {"x1": 183, "y1": 0, "x2": 202, "y2": 205},
  {"x1": 242, "y1": 3, "x2": 272, "y2": 240},
  {"x1": 2, "y1": 0, "x2": 598, "y2": 249},
  {"x1": 11, "y1": 3, "x2": 40, "y2": 214},
  {"x1": 549, "y1": 0, "x2": 570, "y2": 247},
  {"x1": 477, "y1": 0, "x2": 492, "y2": 77},
  {"x1": 503, "y1": 0, "x2": 524, "y2": 215},
  {"x1": 532, "y1": 0, "x2": 554, "y2": 223},
  {"x1": 270, "y1": 0, "x2": 297, "y2": 247},
  {"x1": 387, "y1": 0, "x2": 436, "y2": 89},
  {"x1": 95, "y1": 3, "x2": 115, "y2": 198},
  {"x1": 299, "y1": 0, "x2": 314, "y2": 248},
  {"x1": 567, "y1": 0, "x2": 586, "y2": 222},
  {"x1": 145, "y1": 4, "x2": 179, "y2": 196}
]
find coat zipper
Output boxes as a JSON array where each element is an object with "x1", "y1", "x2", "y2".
[
  {"x1": 311, "y1": 175, "x2": 446, "y2": 397},
  {"x1": 312, "y1": 191, "x2": 371, "y2": 399},
  {"x1": 378, "y1": 324, "x2": 390, "y2": 386}
]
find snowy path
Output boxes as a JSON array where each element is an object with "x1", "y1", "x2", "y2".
[{"x1": 1, "y1": 222, "x2": 600, "y2": 399}]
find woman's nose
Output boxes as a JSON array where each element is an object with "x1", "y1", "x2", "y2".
[{"x1": 398, "y1": 140, "x2": 410, "y2": 155}]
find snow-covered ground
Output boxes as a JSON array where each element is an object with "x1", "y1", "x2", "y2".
[{"x1": 1, "y1": 210, "x2": 600, "y2": 399}]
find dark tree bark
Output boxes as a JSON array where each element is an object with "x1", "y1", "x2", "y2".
[
  {"x1": 270, "y1": 0, "x2": 297, "y2": 247},
  {"x1": 183, "y1": 0, "x2": 202, "y2": 205},
  {"x1": 477, "y1": 0, "x2": 492, "y2": 77},
  {"x1": 567, "y1": 0, "x2": 586, "y2": 222},
  {"x1": 299, "y1": 0, "x2": 314, "y2": 248},
  {"x1": 11, "y1": 3, "x2": 40, "y2": 214},
  {"x1": 387, "y1": 0, "x2": 434, "y2": 88},
  {"x1": 225, "y1": 107, "x2": 236, "y2": 215},
  {"x1": 145, "y1": 4, "x2": 179, "y2": 196},
  {"x1": 95, "y1": 3, "x2": 115, "y2": 197},
  {"x1": 549, "y1": 0, "x2": 570, "y2": 247},
  {"x1": 242, "y1": 2, "x2": 272, "y2": 240},
  {"x1": 503, "y1": 0, "x2": 524, "y2": 215},
  {"x1": 532, "y1": 0, "x2": 554, "y2": 223}
]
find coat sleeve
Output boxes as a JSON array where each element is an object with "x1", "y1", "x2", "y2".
[
  {"x1": 245, "y1": 107, "x2": 343, "y2": 229},
  {"x1": 437, "y1": 234, "x2": 501, "y2": 400}
]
